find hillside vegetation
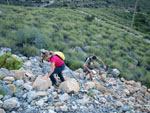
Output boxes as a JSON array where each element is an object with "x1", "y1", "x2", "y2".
[{"x1": 0, "y1": 5, "x2": 150, "y2": 87}]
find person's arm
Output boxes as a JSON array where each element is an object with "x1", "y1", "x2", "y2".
[
  {"x1": 99, "y1": 59, "x2": 106, "y2": 69},
  {"x1": 44, "y1": 62, "x2": 55, "y2": 79},
  {"x1": 84, "y1": 63, "x2": 92, "y2": 72}
]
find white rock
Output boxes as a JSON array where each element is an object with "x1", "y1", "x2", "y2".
[
  {"x1": 59, "y1": 78, "x2": 80, "y2": 93},
  {"x1": 3, "y1": 77, "x2": 15, "y2": 82},
  {"x1": 48, "y1": 109, "x2": 56, "y2": 113},
  {"x1": 3, "y1": 98, "x2": 20, "y2": 110},
  {"x1": 32, "y1": 76, "x2": 51, "y2": 91},
  {"x1": 36, "y1": 91, "x2": 47, "y2": 96},
  {"x1": 112, "y1": 68, "x2": 120, "y2": 77}
]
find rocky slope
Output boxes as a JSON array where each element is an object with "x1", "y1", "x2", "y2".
[{"x1": 0, "y1": 47, "x2": 150, "y2": 113}]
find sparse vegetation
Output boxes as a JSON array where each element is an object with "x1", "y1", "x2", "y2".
[
  {"x1": 0, "y1": 53, "x2": 22, "y2": 70},
  {"x1": 0, "y1": 4, "x2": 150, "y2": 87}
]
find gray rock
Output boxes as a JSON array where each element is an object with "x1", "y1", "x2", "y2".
[
  {"x1": 35, "y1": 99, "x2": 44, "y2": 107},
  {"x1": 23, "y1": 84, "x2": 33, "y2": 91},
  {"x1": 77, "y1": 97, "x2": 89, "y2": 105},
  {"x1": 15, "y1": 80, "x2": 24, "y2": 87},
  {"x1": 0, "y1": 68, "x2": 10, "y2": 79},
  {"x1": 62, "y1": 66, "x2": 75, "y2": 78},
  {"x1": 55, "y1": 107, "x2": 61, "y2": 112},
  {"x1": 99, "y1": 97, "x2": 107, "y2": 104},
  {"x1": 0, "y1": 100, "x2": 3, "y2": 107},
  {"x1": 3, "y1": 97, "x2": 20, "y2": 110},
  {"x1": 0, "y1": 47, "x2": 11, "y2": 53},
  {"x1": 27, "y1": 91, "x2": 37, "y2": 103}
]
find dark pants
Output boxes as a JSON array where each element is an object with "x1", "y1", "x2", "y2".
[
  {"x1": 50, "y1": 64, "x2": 65, "y2": 86},
  {"x1": 84, "y1": 68, "x2": 93, "y2": 73}
]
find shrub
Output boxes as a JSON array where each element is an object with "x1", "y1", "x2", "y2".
[
  {"x1": 20, "y1": 45, "x2": 40, "y2": 57},
  {"x1": 0, "y1": 87, "x2": 6, "y2": 96},
  {"x1": 85, "y1": 15, "x2": 95, "y2": 21},
  {"x1": 0, "y1": 53, "x2": 22, "y2": 70}
]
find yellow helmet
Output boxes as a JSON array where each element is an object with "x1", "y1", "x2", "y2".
[{"x1": 54, "y1": 51, "x2": 65, "y2": 60}]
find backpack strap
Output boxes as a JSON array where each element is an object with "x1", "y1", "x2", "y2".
[{"x1": 84, "y1": 56, "x2": 92, "y2": 63}]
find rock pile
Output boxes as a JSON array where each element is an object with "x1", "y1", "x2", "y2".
[{"x1": 0, "y1": 47, "x2": 150, "y2": 113}]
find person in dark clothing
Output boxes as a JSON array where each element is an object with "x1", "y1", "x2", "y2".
[{"x1": 84, "y1": 56, "x2": 106, "y2": 80}]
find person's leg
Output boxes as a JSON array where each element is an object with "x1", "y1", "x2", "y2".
[
  {"x1": 58, "y1": 64, "x2": 65, "y2": 82},
  {"x1": 55, "y1": 64, "x2": 65, "y2": 82},
  {"x1": 50, "y1": 73, "x2": 57, "y2": 86},
  {"x1": 58, "y1": 71, "x2": 65, "y2": 82}
]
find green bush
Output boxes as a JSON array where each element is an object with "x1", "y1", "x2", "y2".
[
  {"x1": 85, "y1": 15, "x2": 95, "y2": 21},
  {"x1": 0, "y1": 53, "x2": 22, "y2": 70},
  {"x1": 0, "y1": 87, "x2": 6, "y2": 96},
  {"x1": 20, "y1": 44, "x2": 40, "y2": 57}
]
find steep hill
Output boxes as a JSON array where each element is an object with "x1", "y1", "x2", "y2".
[
  {"x1": 0, "y1": 4, "x2": 150, "y2": 87},
  {"x1": 0, "y1": 47, "x2": 150, "y2": 113}
]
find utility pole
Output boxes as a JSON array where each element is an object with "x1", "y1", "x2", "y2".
[
  {"x1": 131, "y1": 0, "x2": 139, "y2": 28},
  {"x1": 6, "y1": 0, "x2": 9, "y2": 5}
]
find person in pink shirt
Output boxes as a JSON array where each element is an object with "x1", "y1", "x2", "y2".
[{"x1": 40, "y1": 52, "x2": 65, "y2": 86}]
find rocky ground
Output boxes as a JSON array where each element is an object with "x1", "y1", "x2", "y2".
[{"x1": 0, "y1": 47, "x2": 150, "y2": 113}]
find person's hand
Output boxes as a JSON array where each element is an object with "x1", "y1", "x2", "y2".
[
  {"x1": 104, "y1": 65, "x2": 107, "y2": 69},
  {"x1": 42, "y1": 75, "x2": 49, "y2": 80},
  {"x1": 88, "y1": 69, "x2": 92, "y2": 72}
]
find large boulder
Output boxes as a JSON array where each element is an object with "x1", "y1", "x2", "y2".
[
  {"x1": 0, "y1": 68, "x2": 10, "y2": 80},
  {"x1": 59, "y1": 78, "x2": 80, "y2": 93},
  {"x1": 32, "y1": 76, "x2": 51, "y2": 91},
  {"x1": 0, "y1": 108, "x2": 5, "y2": 113},
  {"x1": 125, "y1": 80, "x2": 136, "y2": 87},
  {"x1": 3, "y1": 98, "x2": 20, "y2": 110},
  {"x1": 111, "y1": 68, "x2": 120, "y2": 77},
  {"x1": 12, "y1": 70, "x2": 25, "y2": 80}
]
